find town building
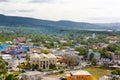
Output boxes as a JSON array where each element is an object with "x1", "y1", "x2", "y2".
[
  {"x1": 99, "y1": 76, "x2": 111, "y2": 80},
  {"x1": 113, "y1": 53, "x2": 120, "y2": 63},
  {"x1": 87, "y1": 49, "x2": 101, "y2": 61},
  {"x1": 92, "y1": 33, "x2": 96, "y2": 39},
  {"x1": 1, "y1": 54, "x2": 14, "y2": 68},
  {"x1": 30, "y1": 47, "x2": 41, "y2": 53},
  {"x1": 65, "y1": 70, "x2": 92, "y2": 80},
  {"x1": 13, "y1": 37, "x2": 26, "y2": 44},
  {"x1": 30, "y1": 53, "x2": 57, "y2": 70}
]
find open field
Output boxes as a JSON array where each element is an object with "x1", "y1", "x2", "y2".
[{"x1": 83, "y1": 67, "x2": 111, "y2": 80}]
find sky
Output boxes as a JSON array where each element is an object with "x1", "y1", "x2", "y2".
[{"x1": 0, "y1": 0, "x2": 120, "y2": 23}]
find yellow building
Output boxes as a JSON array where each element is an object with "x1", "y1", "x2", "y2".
[
  {"x1": 30, "y1": 48, "x2": 41, "y2": 53},
  {"x1": 65, "y1": 70, "x2": 92, "y2": 80},
  {"x1": 30, "y1": 53, "x2": 57, "y2": 70}
]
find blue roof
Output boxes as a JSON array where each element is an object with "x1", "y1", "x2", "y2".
[
  {"x1": 0, "y1": 46, "x2": 3, "y2": 50},
  {"x1": 8, "y1": 49, "x2": 23, "y2": 54},
  {"x1": 0, "y1": 43, "x2": 10, "y2": 47},
  {"x1": 21, "y1": 46, "x2": 30, "y2": 51},
  {"x1": 9, "y1": 50, "x2": 18, "y2": 54}
]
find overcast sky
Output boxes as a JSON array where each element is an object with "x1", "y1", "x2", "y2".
[{"x1": 0, "y1": 0, "x2": 120, "y2": 23}]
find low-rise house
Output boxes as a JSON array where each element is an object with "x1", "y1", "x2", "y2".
[
  {"x1": 99, "y1": 76, "x2": 111, "y2": 80},
  {"x1": 30, "y1": 53, "x2": 57, "y2": 70},
  {"x1": 98, "y1": 43, "x2": 108, "y2": 49},
  {"x1": 29, "y1": 47, "x2": 45, "y2": 53},
  {"x1": 60, "y1": 39, "x2": 67, "y2": 43},
  {"x1": 107, "y1": 36, "x2": 118, "y2": 40},
  {"x1": 21, "y1": 71, "x2": 42, "y2": 80},
  {"x1": 1, "y1": 54, "x2": 14, "y2": 68},
  {"x1": 65, "y1": 70, "x2": 92, "y2": 80},
  {"x1": 113, "y1": 53, "x2": 120, "y2": 63},
  {"x1": 13, "y1": 37, "x2": 26, "y2": 44},
  {"x1": 5, "y1": 41, "x2": 12, "y2": 44},
  {"x1": 87, "y1": 50, "x2": 101, "y2": 61},
  {"x1": 53, "y1": 42, "x2": 59, "y2": 47},
  {"x1": 109, "y1": 40, "x2": 117, "y2": 44}
]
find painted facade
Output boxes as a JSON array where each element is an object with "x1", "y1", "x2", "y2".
[{"x1": 30, "y1": 53, "x2": 56, "y2": 70}]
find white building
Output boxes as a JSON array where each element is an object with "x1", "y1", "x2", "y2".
[
  {"x1": 1, "y1": 54, "x2": 13, "y2": 67},
  {"x1": 30, "y1": 53, "x2": 57, "y2": 70},
  {"x1": 92, "y1": 33, "x2": 96, "y2": 39},
  {"x1": 99, "y1": 76, "x2": 111, "y2": 80}
]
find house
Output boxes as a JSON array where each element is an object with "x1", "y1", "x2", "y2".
[
  {"x1": 113, "y1": 53, "x2": 120, "y2": 63},
  {"x1": 21, "y1": 71, "x2": 42, "y2": 80},
  {"x1": 109, "y1": 40, "x2": 117, "y2": 44},
  {"x1": 98, "y1": 43, "x2": 108, "y2": 49},
  {"x1": 99, "y1": 76, "x2": 111, "y2": 80},
  {"x1": 1, "y1": 54, "x2": 14, "y2": 68},
  {"x1": 60, "y1": 39, "x2": 67, "y2": 43},
  {"x1": 30, "y1": 53, "x2": 57, "y2": 70},
  {"x1": 107, "y1": 36, "x2": 118, "y2": 44},
  {"x1": 13, "y1": 37, "x2": 26, "y2": 43},
  {"x1": 87, "y1": 50, "x2": 101, "y2": 61},
  {"x1": 65, "y1": 70, "x2": 92, "y2": 80},
  {"x1": 29, "y1": 47, "x2": 43, "y2": 53}
]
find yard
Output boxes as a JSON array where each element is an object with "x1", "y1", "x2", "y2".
[{"x1": 83, "y1": 67, "x2": 111, "y2": 80}]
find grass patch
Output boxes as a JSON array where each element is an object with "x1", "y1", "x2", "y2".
[
  {"x1": 52, "y1": 72, "x2": 66, "y2": 76},
  {"x1": 8, "y1": 71, "x2": 22, "y2": 76},
  {"x1": 83, "y1": 67, "x2": 111, "y2": 80}
]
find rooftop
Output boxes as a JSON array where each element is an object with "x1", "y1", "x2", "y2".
[
  {"x1": 30, "y1": 53, "x2": 56, "y2": 59},
  {"x1": 66, "y1": 70, "x2": 91, "y2": 76}
]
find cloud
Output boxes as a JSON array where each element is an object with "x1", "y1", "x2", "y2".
[
  {"x1": 17, "y1": 10, "x2": 34, "y2": 12},
  {"x1": 0, "y1": 0, "x2": 120, "y2": 23},
  {"x1": 30, "y1": 0, "x2": 54, "y2": 3},
  {"x1": 0, "y1": 0, "x2": 9, "y2": 2}
]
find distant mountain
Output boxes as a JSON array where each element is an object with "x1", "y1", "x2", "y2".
[
  {"x1": 0, "y1": 14, "x2": 119, "y2": 31},
  {"x1": 96, "y1": 23, "x2": 120, "y2": 31}
]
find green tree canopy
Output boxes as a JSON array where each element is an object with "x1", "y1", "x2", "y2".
[
  {"x1": 0, "y1": 56, "x2": 8, "y2": 76},
  {"x1": 5, "y1": 74, "x2": 18, "y2": 80},
  {"x1": 75, "y1": 46, "x2": 88, "y2": 55}
]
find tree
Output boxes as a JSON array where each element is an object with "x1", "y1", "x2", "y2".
[
  {"x1": 89, "y1": 53, "x2": 94, "y2": 61},
  {"x1": 75, "y1": 46, "x2": 88, "y2": 55},
  {"x1": 99, "y1": 49, "x2": 110, "y2": 58},
  {"x1": 0, "y1": 56, "x2": 8, "y2": 76},
  {"x1": 111, "y1": 68, "x2": 120, "y2": 80},
  {"x1": 5, "y1": 74, "x2": 18, "y2": 80},
  {"x1": 17, "y1": 63, "x2": 22, "y2": 71},
  {"x1": 62, "y1": 54, "x2": 78, "y2": 67},
  {"x1": 106, "y1": 44, "x2": 120, "y2": 53},
  {"x1": 91, "y1": 58, "x2": 97, "y2": 66},
  {"x1": 41, "y1": 49, "x2": 50, "y2": 54},
  {"x1": 31, "y1": 64, "x2": 39, "y2": 71},
  {"x1": 49, "y1": 64, "x2": 56, "y2": 69},
  {"x1": 111, "y1": 68, "x2": 120, "y2": 75}
]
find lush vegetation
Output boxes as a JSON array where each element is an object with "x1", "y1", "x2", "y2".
[{"x1": 106, "y1": 44, "x2": 120, "y2": 54}]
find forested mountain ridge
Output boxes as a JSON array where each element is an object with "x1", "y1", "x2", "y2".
[
  {"x1": 0, "y1": 14, "x2": 105, "y2": 30},
  {"x1": 0, "y1": 14, "x2": 120, "y2": 31}
]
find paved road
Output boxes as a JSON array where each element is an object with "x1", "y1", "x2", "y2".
[{"x1": 42, "y1": 76, "x2": 60, "y2": 80}]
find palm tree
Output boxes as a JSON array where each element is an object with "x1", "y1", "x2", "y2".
[{"x1": 0, "y1": 56, "x2": 8, "y2": 79}]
